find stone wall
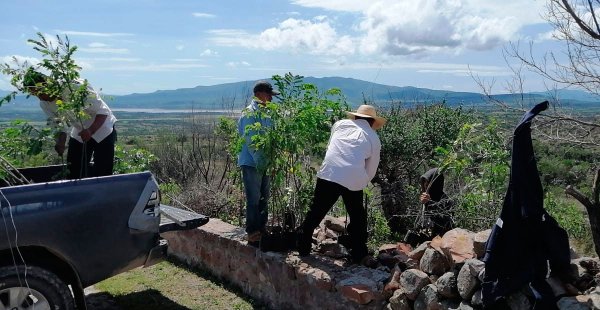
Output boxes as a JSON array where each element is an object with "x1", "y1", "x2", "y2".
[
  {"x1": 162, "y1": 219, "x2": 390, "y2": 310},
  {"x1": 163, "y1": 220, "x2": 600, "y2": 309}
]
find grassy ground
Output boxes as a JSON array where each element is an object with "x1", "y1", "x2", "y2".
[{"x1": 95, "y1": 259, "x2": 267, "y2": 310}]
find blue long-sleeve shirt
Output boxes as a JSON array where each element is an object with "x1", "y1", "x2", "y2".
[{"x1": 237, "y1": 99, "x2": 272, "y2": 168}]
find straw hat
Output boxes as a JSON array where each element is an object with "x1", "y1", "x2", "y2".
[{"x1": 346, "y1": 105, "x2": 386, "y2": 130}]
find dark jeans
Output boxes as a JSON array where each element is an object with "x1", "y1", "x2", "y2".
[
  {"x1": 67, "y1": 128, "x2": 117, "y2": 179},
  {"x1": 241, "y1": 165, "x2": 270, "y2": 234},
  {"x1": 299, "y1": 178, "x2": 368, "y2": 261}
]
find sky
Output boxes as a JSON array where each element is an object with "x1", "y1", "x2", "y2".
[{"x1": 0, "y1": 0, "x2": 562, "y2": 95}]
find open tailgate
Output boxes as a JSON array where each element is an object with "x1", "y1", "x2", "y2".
[{"x1": 159, "y1": 205, "x2": 209, "y2": 233}]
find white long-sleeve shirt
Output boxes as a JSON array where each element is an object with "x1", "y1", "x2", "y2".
[
  {"x1": 316, "y1": 119, "x2": 381, "y2": 191},
  {"x1": 40, "y1": 82, "x2": 117, "y2": 143}
]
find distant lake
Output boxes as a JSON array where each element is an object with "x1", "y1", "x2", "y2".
[{"x1": 112, "y1": 108, "x2": 240, "y2": 114}]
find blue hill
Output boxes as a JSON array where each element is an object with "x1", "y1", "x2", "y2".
[{"x1": 2, "y1": 77, "x2": 599, "y2": 110}]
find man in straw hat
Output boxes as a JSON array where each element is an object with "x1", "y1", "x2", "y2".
[{"x1": 297, "y1": 104, "x2": 386, "y2": 266}]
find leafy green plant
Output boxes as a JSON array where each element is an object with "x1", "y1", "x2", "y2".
[
  {"x1": 113, "y1": 144, "x2": 157, "y2": 174},
  {"x1": 158, "y1": 182, "x2": 182, "y2": 205},
  {"x1": 1, "y1": 32, "x2": 90, "y2": 128},
  {"x1": 433, "y1": 120, "x2": 510, "y2": 231},
  {"x1": 367, "y1": 206, "x2": 392, "y2": 250},
  {"x1": 224, "y1": 73, "x2": 349, "y2": 227},
  {"x1": 545, "y1": 190, "x2": 589, "y2": 241},
  {"x1": 0, "y1": 120, "x2": 54, "y2": 166},
  {"x1": 375, "y1": 103, "x2": 473, "y2": 233},
  {"x1": 0, "y1": 120, "x2": 56, "y2": 183},
  {"x1": 0, "y1": 33, "x2": 94, "y2": 183}
]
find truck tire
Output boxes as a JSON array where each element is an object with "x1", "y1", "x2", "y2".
[{"x1": 0, "y1": 265, "x2": 74, "y2": 310}]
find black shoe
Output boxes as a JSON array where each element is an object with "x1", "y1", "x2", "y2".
[
  {"x1": 338, "y1": 233, "x2": 352, "y2": 249},
  {"x1": 296, "y1": 230, "x2": 311, "y2": 256}
]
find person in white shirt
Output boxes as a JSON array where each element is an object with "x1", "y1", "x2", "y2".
[
  {"x1": 297, "y1": 105, "x2": 385, "y2": 266},
  {"x1": 23, "y1": 69, "x2": 117, "y2": 179}
]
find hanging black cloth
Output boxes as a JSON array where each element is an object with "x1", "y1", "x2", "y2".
[{"x1": 482, "y1": 101, "x2": 571, "y2": 309}]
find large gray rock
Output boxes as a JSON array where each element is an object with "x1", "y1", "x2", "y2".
[
  {"x1": 570, "y1": 259, "x2": 596, "y2": 292},
  {"x1": 316, "y1": 240, "x2": 348, "y2": 258},
  {"x1": 472, "y1": 229, "x2": 491, "y2": 259},
  {"x1": 457, "y1": 260, "x2": 480, "y2": 300},
  {"x1": 438, "y1": 300, "x2": 473, "y2": 310},
  {"x1": 414, "y1": 284, "x2": 442, "y2": 310},
  {"x1": 399, "y1": 269, "x2": 431, "y2": 300},
  {"x1": 323, "y1": 215, "x2": 346, "y2": 232},
  {"x1": 409, "y1": 242, "x2": 430, "y2": 261},
  {"x1": 471, "y1": 289, "x2": 483, "y2": 307},
  {"x1": 575, "y1": 257, "x2": 600, "y2": 275},
  {"x1": 589, "y1": 287, "x2": 600, "y2": 309},
  {"x1": 436, "y1": 271, "x2": 459, "y2": 298},
  {"x1": 388, "y1": 288, "x2": 411, "y2": 310},
  {"x1": 464, "y1": 258, "x2": 484, "y2": 276},
  {"x1": 556, "y1": 296, "x2": 591, "y2": 310},
  {"x1": 420, "y1": 248, "x2": 451, "y2": 276}
]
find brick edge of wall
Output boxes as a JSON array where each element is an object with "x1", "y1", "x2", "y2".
[{"x1": 162, "y1": 219, "x2": 388, "y2": 310}]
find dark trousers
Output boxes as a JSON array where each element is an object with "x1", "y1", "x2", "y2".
[
  {"x1": 67, "y1": 129, "x2": 117, "y2": 179},
  {"x1": 299, "y1": 178, "x2": 368, "y2": 261}
]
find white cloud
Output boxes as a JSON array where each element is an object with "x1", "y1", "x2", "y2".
[
  {"x1": 0, "y1": 77, "x2": 12, "y2": 90},
  {"x1": 176, "y1": 45, "x2": 185, "y2": 51},
  {"x1": 78, "y1": 57, "x2": 141, "y2": 62},
  {"x1": 535, "y1": 30, "x2": 559, "y2": 43},
  {"x1": 291, "y1": 0, "x2": 546, "y2": 56},
  {"x1": 57, "y1": 30, "x2": 134, "y2": 37},
  {"x1": 358, "y1": 0, "x2": 521, "y2": 55},
  {"x1": 77, "y1": 60, "x2": 94, "y2": 70},
  {"x1": 209, "y1": 17, "x2": 355, "y2": 56},
  {"x1": 199, "y1": 49, "x2": 218, "y2": 56},
  {"x1": 79, "y1": 47, "x2": 129, "y2": 54},
  {"x1": 89, "y1": 42, "x2": 108, "y2": 48},
  {"x1": 227, "y1": 61, "x2": 251, "y2": 68},
  {"x1": 1, "y1": 55, "x2": 40, "y2": 67},
  {"x1": 174, "y1": 58, "x2": 203, "y2": 62},
  {"x1": 192, "y1": 12, "x2": 216, "y2": 18},
  {"x1": 291, "y1": 0, "x2": 369, "y2": 12}
]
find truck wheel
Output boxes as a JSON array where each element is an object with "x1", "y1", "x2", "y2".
[{"x1": 0, "y1": 265, "x2": 74, "y2": 310}]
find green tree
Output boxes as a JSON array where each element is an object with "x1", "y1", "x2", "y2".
[
  {"x1": 374, "y1": 102, "x2": 473, "y2": 233},
  {"x1": 223, "y1": 73, "x2": 349, "y2": 227},
  {"x1": 0, "y1": 32, "x2": 93, "y2": 184},
  {"x1": 433, "y1": 120, "x2": 511, "y2": 231},
  {"x1": 1, "y1": 32, "x2": 91, "y2": 128}
]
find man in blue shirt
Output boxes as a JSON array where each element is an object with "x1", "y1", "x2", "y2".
[{"x1": 238, "y1": 81, "x2": 279, "y2": 247}]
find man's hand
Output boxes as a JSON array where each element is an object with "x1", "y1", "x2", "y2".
[
  {"x1": 419, "y1": 192, "x2": 431, "y2": 204},
  {"x1": 79, "y1": 129, "x2": 92, "y2": 142}
]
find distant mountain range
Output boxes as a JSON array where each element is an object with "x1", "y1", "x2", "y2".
[{"x1": 2, "y1": 76, "x2": 600, "y2": 110}]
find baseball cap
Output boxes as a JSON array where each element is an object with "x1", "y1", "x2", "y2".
[{"x1": 253, "y1": 81, "x2": 280, "y2": 95}]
